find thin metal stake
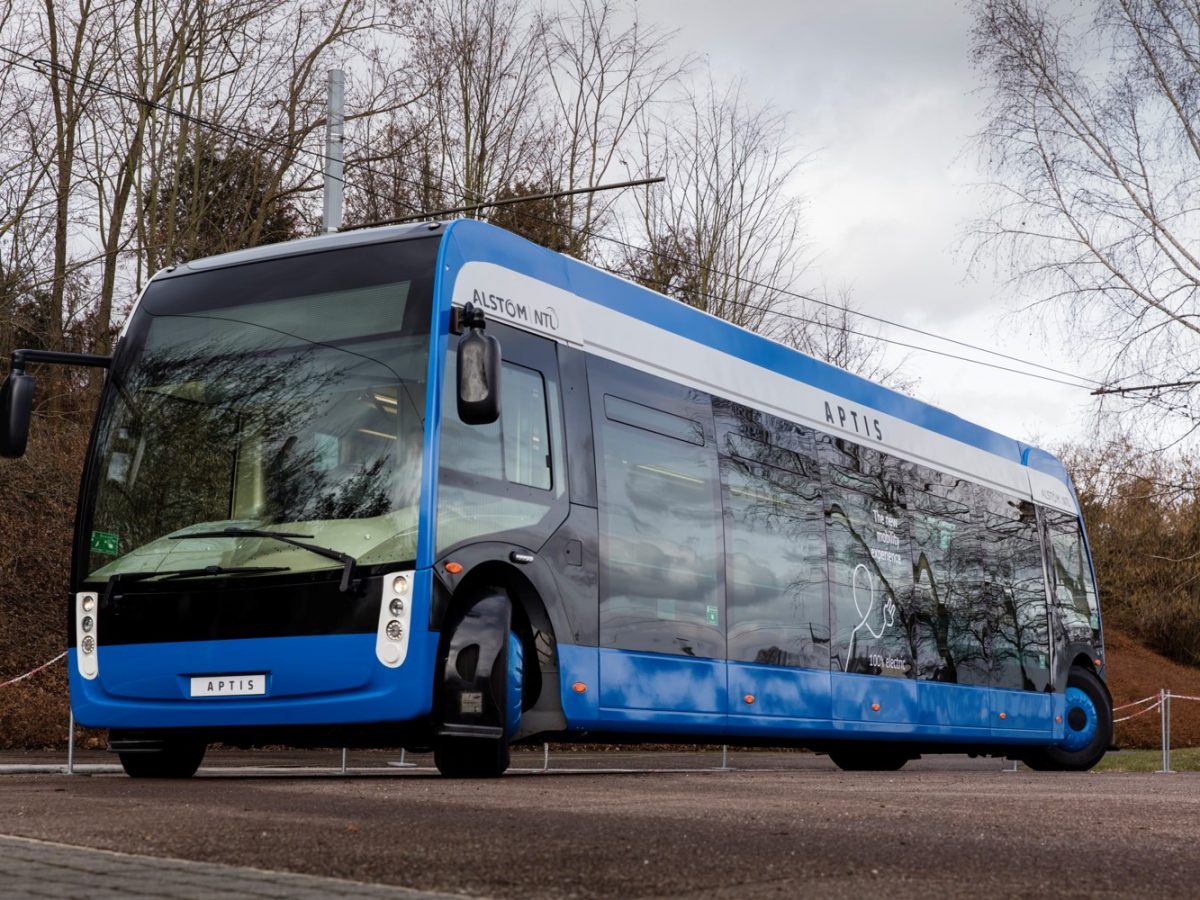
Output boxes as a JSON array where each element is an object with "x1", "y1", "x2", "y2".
[
  {"x1": 67, "y1": 707, "x2": 75, "y2": 775},
  {"x1": 1157, "y1": 689, "x2": 1173, "y2": 773},
  {"x1": 542, "y1": 742, "x2": 549, "y2": 771},
  {"x1": 341, "y1": 747, "x2": 347, "y2": 774},
  {"x1": 722, "y1": 744, "x2": 729, "y2": 769}
]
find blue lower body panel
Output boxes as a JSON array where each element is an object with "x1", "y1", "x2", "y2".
[
  {"x1": 70, "y1": 631, "x2": 439, "y2": 730},
  {"x1": 558, "y1": 644, "x2": 1059, "y2": 746}
]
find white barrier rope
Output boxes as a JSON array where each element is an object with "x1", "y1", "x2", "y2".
[
  {"x1": 1169, "y1": 694, "x2": 1200, "y2": 703},
  {"x1": 1113, "y1": 694, "x2": 1159, "y2": 712},
  {"x1": 1114, "y1": 700, "x2": 1161, "y2": 723},
  {"x1": 0, "y1": 652, "x2": 67, "y2": 689}
]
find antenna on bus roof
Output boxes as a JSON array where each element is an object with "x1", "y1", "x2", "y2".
[{"x1": 339, "y1": 176, "x2": 664, "y2": 233}]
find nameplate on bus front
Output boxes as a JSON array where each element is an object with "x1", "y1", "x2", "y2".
[{"x1": 189, "y1": 674, "x2": 267, "y2": 698}]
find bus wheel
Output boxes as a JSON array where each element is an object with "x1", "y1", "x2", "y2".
[
  {"x1": 828, "y1": 746, "x2": 910, "y2": 771},
  {"x1": 118, "y1": 739, "x2": 206, "y2": 778},
  {"x1": 434, "y1": 590, "x2": 523, "y2": 778},
  {"x1": 1023, "y1": 666, "x2": 1112, "y2": 772}
]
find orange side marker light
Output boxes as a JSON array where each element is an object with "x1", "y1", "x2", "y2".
[
  {"x1": 870, "y1": 702, "x2": 881, "y2": 712},
  {"x1": 999, "y1": 712, "x2": 1007, "y2": 720},
  {"x1": 444, "y1": 561, "x2": 463, "y2": 575},
  {"x1": 572, "y1": 682, "x2": 587, "y2": 694},
  {"x1": 743, "y1": 694, "x2": 756, "y2": 705}
]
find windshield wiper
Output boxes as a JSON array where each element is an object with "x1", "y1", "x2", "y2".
[
  {"x1": 169, "y1": 528, "x2": 359, "y2": 592},
  {"x1": 101, "y1": 566, "x2": 290, "y2": 607}
]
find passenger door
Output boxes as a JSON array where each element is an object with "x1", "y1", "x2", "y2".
[{"x1": 587, "y1": 356, "x2": 727, "y2": 730}]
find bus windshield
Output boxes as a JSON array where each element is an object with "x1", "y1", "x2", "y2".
[{"x1": 80, "y1": 239, "x2": 436, "y2": 583}]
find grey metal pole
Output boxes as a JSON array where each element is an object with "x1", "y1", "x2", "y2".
[
  {"x1": 341, "y1": 747, "x2": 347, "y2": 774},
  {"x1": 542, "y1": 742, "x2": 549, "y2": 771},
  {"x1": 67, "y1": 707, "x2": 75, "y2": 775},
  {"x1": 322, "y1": 69, "x2": 345, "y2": 234},
  {"x1": 1157, "y1": 688, "x2": 1172, "y2": 773}
]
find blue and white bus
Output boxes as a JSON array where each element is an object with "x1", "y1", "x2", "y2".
[{"x1": 0, "y1": 219, "x2": 1111, "y2": 776}]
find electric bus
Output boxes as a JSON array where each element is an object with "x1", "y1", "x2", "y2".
[{"x1": 0, "y1": 218, "x2": 1112, "y2": 777}]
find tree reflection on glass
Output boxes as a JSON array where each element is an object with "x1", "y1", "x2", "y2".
[{"x1": 86, "y1": 285, "x2": 428, "y2": 580}]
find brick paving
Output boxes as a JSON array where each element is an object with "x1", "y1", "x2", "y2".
[{"x1": 0, "y1": 834, "x2": 466, "y2": 899}]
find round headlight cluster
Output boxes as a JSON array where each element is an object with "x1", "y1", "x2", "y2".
[
  {"x1": 389, "y1": 597, "x2": 405, "y2": 616},
  {"x1": 81, "y1": 635, "x2": 96, "y2": 654},
  {"x1": 392, "y1": 574, "x2": 410, "y2": 595},
  {"x1": 81, "y1": 615, "x2": 94, "y2": 633},
  {"x1": 385, "y1": 620, "x2": 404, "y2": 641},
  {"x1": 82, "y1": 596, "x2": 95, "y2": 613}
]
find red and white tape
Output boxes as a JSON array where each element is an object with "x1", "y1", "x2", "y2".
[
  {"x1": 0, "y1": 651, "x2": 67, "y2": 689},
  {"x1": 1114, "y1": 700, "x2": 1161, "y2": 723},
  {"x1": 1113, "y1": 694, "x2": 1159, "y2": 712}
]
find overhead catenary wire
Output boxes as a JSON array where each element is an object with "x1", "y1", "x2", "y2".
[{"x1": 0, "y1": 46, "x2": 1118, "y2": 392}]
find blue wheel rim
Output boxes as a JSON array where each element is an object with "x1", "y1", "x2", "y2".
[
  {"x1": 505, "y1": 632, "x2": 523, "y2": 739},
  {"x1": 1060, "y1": 685, "x2": 1098, "y2": 752}
]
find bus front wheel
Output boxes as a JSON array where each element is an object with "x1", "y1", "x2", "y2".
[
  {"x1": 1022, "y1": 666, "x2": 1112, "y2": 772},
  {"x1": 118, "y1": 739, "x2": 206, "y2": 779}
]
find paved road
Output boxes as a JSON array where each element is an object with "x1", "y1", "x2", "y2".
[{"x1": 1, "y1": 750, "x2": 1198, "y2": 898}]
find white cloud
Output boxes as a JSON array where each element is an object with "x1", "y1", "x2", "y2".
[{"x1": 633, "y1": 0, "x2": 1097, "y2": 447}]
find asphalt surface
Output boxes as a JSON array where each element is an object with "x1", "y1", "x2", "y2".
[{"x1": 1, "y1": 749, "x2": 1197, "y2": 898}]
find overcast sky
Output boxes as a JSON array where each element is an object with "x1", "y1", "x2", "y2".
[{"x1": 634, "y1": 0, "x2": 1094, "y2": 449}]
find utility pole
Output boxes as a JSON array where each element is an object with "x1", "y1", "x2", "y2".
[{"x1": 322, "y1": 69, "x2": 345, "y2": 234}]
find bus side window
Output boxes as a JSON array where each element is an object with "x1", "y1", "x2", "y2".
[
  {"x1": 907, "y1": 475, "x2": 984, "y2": 686},
  {"x1": 714, "y1": 398, "x2": 828, "y2": 670},
  {"x1": 1046, "y1": 512, "x2": 1099, "y2": 633},
  {"x1": 436, "y1": 351, "x2": 559, "y2": 552},
  {"x1": 819, "y1": 434, "x2": 915, "y2": 678},
  {"x1": 979, "y1": 487, "x2": 1051, "y2": 692}
]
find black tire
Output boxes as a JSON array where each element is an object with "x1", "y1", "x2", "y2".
[
  {"x1": 1022, "y1": 666, "x2": 1112, "y2": 772},
  {"x1": 828, "y1": 745, "x2": 910, "y2": 771},
  {"x1": 118, "y1": 740, "x2": 206, "y2": 779},
  {"x1": 434, "y1": 737, "x2": 510, "y2": 778}
]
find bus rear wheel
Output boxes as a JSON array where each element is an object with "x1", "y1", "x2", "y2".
[
  {"x1": 118, "y1": 739, "x2": 206, "y2": 779},
  {"x1": 828, "y1": 745, "x2": 911, "y2": 771},
  {"x1": 1022, "y1": 666, "x2": 1112, "y2": 772}
]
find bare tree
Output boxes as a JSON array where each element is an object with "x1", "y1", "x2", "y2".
[
  {"x1": 538, "y1": 0, "x2": 684, "y2": 256},
  {"x1": 623, "y1": 73, "x2": 807, "y2": 334},
  {"x1": 972, "y1": 0, "x2": 1200, "y2": 431},
  {"x1": 408, "y1": 0, "x2": 548, "y2": 212}
]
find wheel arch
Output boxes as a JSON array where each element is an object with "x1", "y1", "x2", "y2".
[{"x1": 435, "y1": 547, "x2": 569, "y2": 737}]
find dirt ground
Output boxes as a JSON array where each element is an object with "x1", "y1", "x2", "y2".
[{"x1": 1104, "y1": 627, "x2": 1200, "y2": 747}]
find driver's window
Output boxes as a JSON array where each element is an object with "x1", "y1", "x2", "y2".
[{"x1": 436, "y1": 349, "x2": 563, "y2": 552}]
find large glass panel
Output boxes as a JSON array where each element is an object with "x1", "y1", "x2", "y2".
[
  {"x1": 821, "y1": 436, "x2": 915, "y2": 676},
  {"x1": 598, "y1": 397, "x2": 723, "y2": 658},
  {"x1": 437, "y1": 355, "x2": 563, "y2": 551},
  {"x1": 1046, "y1": 510, "x2": 1100, "y2": 635},
  {"x1": 715, "y1": 399, "x2": 828, "y2": 668},
  {"x1": 910, "y1": 503, "x2": 985, "y2": 683},
  {"x1": 83, "y1": 240, "x2": 436, "y2": 582},
  {"x1": 983, "y1": 500, "x2": 1052, "y2": 692}
]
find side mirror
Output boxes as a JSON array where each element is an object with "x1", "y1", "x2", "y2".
[
  {"x1": 0, "y1": 371, "x2": 35, "y2": 458},
  {"x1": 456, "y1": 304, "x2": 501, "y2": 425}
]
